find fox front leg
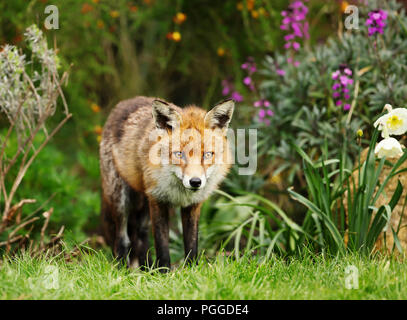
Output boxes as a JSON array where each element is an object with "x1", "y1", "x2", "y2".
[
  {"x1": 181, "y1": 203, "x2": 202, "y2": 265},
  {"x1": 149, "y1": 199, "x2": 171, "y2": 272}
]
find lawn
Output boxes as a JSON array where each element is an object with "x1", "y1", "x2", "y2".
[{"x1": 1, "y1": 251, "x2": 406, "y2": 300}]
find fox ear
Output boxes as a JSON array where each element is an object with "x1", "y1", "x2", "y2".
[
  {"x1": 152, "y1": 99, "x2": 181, "y2": 129},
  {"x1": 204, "y1": 99, "x2": 235, "y2": 130}
]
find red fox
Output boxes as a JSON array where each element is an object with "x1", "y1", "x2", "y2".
[{"x1": 99, "y1": 96, "x2": 234, "y2": 270}]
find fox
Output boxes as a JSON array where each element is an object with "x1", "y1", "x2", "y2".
[{"x1": 99, "y1": 96, "x2": 234, "y2": 271}]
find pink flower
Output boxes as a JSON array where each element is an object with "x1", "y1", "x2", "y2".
[
  {"x1": 231, "y1": 91, "x2": 243, "y2": 102},
  {"x1": 366, "y1": 10, "x2": 387, "y2": 36},
  {"x1": 280, "y1": 0, "x2": 309, "y2": 58},
  {"x1": 332, "y1": 71, "x2": 340, "y2": 80},
  {"x1": 243, "y1": 77, "x2": 252, "y2": 86},
  {"x1": 292, "y1": 42, "x2": 300, "y2": 51},
  {"x1": 254, "y1": 100, "x2": 262, "y2": 107}
]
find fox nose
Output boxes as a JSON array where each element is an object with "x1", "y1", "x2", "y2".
[{"x1": 189, "y1": 177, "x2": 202, "y2": 188}]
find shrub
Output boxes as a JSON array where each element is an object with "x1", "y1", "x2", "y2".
[
  {"x1": 238, "y1": 0, "x2": 407, "y2": 192},
  {"x1": 0, "y1": 25, "x2": 70, "y2": 255}
]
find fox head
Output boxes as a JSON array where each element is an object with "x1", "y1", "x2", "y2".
[{"x1": 150, "y1": 99, "x2": 234, "y2": 196}]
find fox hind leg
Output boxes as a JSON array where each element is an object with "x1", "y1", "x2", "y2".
[
  {"x1": 110, "y1": 181, "x2": 133, "y2": 267},
  {"x1": 128, "y1": 190, "x2": 151, "y2": 269}
]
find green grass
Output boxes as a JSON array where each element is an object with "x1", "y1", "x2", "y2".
[{"x1": 1, "y1": 250, "x2": 407, "y2": 300}]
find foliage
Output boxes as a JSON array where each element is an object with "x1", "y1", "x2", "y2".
[
  {"x1": 0, "y1": 25, "x2": 70, "y2": 254},
  {"x1": 242, "y1": 0, "x2": 407, "y2": 192},
  {"x1": 289, "y1": 128, "x2": 406, "y2": 255}
]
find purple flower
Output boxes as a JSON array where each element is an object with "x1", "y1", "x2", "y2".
[
  {"x1": 222, "y1": 78, "x2": 244, "y2": 102},
  {"x1": 241, "y1": 57, "x2": 258, "y2": 92},
  {"x1": 366, "y1": 10, "x2": 387, "y2": 36},
  {"x1": 254, "y1": 100, "x2": 262, "y2": 107},
  {"x1": 332, "y1": 71, "x2": 340, "y2": 80},
  {"x1": 231, "y1": 91, "x2": 243, "y2": 102},
  {"x1": 344, "y1": 68, "x2": 352, "y2": 76},
  {"x1": 241, "y1": 57, "x2": 257, "y2": 75},
  {"x1": 280, "y1": 0, "x2": 309, "y2": 64},
  {"x1": 222, "y1": 80, "x2": 232, "y2": 96},
  {"x1": 331, "y1": 64, "x2": 354, "y2": 111},
  {"x1": 255, "y1": 100, "x2": 274, "y2": 125},
  {"x1": 243, "y1": 77, "x2": 252, "y2": 86},
  {"x1": 276, "y1": 68, "x2": 286, "y2": 76}
]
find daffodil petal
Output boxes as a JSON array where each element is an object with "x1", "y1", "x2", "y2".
[{"x1": 374, "y1": 137, "x2": 404, "y2": 158}]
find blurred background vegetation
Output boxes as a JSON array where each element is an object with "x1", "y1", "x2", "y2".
[{"x1": 1, "y1": 0, "x2": 407, "y2": 260}]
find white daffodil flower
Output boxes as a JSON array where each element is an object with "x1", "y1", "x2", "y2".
[
  {"x1": 374, "y1": 106, "x2": 407, "y2": 137},
  {"x1": 374, "y1": 137, "x2": 403, "y2": 158}
]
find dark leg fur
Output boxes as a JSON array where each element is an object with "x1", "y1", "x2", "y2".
[
  {"x1": 101, "y1": 197, "x2": 116, "y2": 250},
  {"x1": 149, "y1": 199, "x2": 170, "y2": 272},
  {"x1": 127, "y1": 189, "x2": 151, "y2": 269},
  {"x1": 181, "y1": 204, "x2": 202, "y2": 265}
]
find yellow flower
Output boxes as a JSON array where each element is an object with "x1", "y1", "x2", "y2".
[
  {"x1": 258, "y1": 7, "x2": 266, "y2": 16},
  {"x1": 92, "y1": 0, "x2": 100, "y2": 3},
  {"x1": 174, "y1": 12, "x2": 187, "y2": 24},
  {"x1": 374, "y1": 106, "x2": 407, "y2": 137},
  {"x1": 236, "y1": 2, "x2": 244, "y2": 10},
  {"x1": 96, "y1": 20, "x2": 104, "y2": 29},
  {"x1": 246, "y1": 0, "x2": 254, "y2": 11},
  {"x1": 172, "y1": 31, "x2": 181, "y2": 42},
  {"x1": 251, "y1": 10, "x2": 259, "y2": 19},
  {"x1": 357, "y1": 129, "x2": 363, "y2": 137},
  {"x1": 110, "y1": 10, "x2": 120, "y2": 18},
  {"x1": 270, "y1": 174, "x2": 282, "y2": 184},
  {"x1": 91, "y1": 103, "x2": 101, "y2": 113},
  {"x1": 94, "y1": 125, "x2": 103, "y2": 135},
  {"x1": 97, "y1": 135, "x2": 102, "y2": 143},
  {"x1": 217, "y1": 47, "x2": 225, "y2": 57},
  {"x1": 129, "y1": 5, "x2": 138, "y2": 12},
  {"x1": 341, "y1": 1, "x2": 350, "y2": 13},
  {"x1": 387, "y1": 115, "x2": 404, "y2": 131},
  {"x1": 81, "y1": 3, "x2": 93, "y2": 14}
]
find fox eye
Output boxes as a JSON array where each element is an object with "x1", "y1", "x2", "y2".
[
  {"x1": 203, "y1": 151, "x2": 214, "y2": 160},
  {"x1": 173, "y1": 151, "x2": 184, "y2": 159}
]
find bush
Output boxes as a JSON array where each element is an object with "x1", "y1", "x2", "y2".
[{"x1": 235, "y1": 0, "x2": 407, "y2": 192}]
